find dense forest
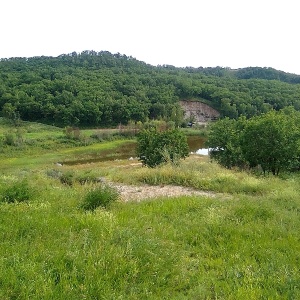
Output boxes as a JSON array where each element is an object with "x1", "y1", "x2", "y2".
[{"x1": 1, "y1": 50, "x2": 300, "y2": 127}]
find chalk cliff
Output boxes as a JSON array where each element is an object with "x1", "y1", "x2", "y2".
[{"x1": 179, "y1": 100, "x2": 220, "y2": 123}]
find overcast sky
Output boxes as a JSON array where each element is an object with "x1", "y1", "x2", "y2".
[{"x1": 1, "y1": 0, "x2": 299, "y2": 74}]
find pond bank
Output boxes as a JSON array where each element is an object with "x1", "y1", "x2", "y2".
[{"x1": 63, "y1": 136, "x2": 207, "y2": 165}]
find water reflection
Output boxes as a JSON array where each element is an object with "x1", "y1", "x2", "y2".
[
  {"x1": 187, "y1": 136, "x2": 205, "y2": 151},
  {"x1": 187, "y1": 136, "x2": 209, "y2": 156},
  {"x1": 195, "y1": 148, "x2": 209, "y2": 155},
  {"x1": 63, "y1": 136, "x2": 209, "y2": 165}
]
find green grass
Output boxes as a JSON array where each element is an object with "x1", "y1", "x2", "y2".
[
  {"x1": 0, "y1": 137, "x2": 134, "y2": 170},
  {"x1": 181, "y1": 127, "x2": 208, "y2": 137},
  {"x1": 1, "y1": 183, "x2": 299, "y2": 299},
  {"x1": 0, "y1": 119, "x2": 300, "y2": 299},
  {"x1": 110, "y1": 156, "x2": 290, "y2": 195}
]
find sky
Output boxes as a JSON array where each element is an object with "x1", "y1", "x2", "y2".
[{"x1": 1, "y1": 0, "x2": 299, "y2": 74}]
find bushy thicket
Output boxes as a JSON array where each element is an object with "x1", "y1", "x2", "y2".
[
  {"x1": 207, "y1": 108, "x2": 300, "y2": 175},
  {"x1": 136, "y1": 128, "x2": 189, "y2": 167}
]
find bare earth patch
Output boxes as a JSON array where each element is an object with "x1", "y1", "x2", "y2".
[{"x1": 109, "y1": 182, "x2": 216, "y2": 202}]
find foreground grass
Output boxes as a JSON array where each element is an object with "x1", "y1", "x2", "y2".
[
  {"x1": 1, "y1": 194, "x2": 300, "y2": 299},
  {"x1": 1, "y1": 120, "x2": 300, "y2": 299},
  {"x1": 0, "y1": 160, "x2": 300, "y2": 299}
]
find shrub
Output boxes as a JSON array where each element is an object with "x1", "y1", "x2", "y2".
[
  {"x1": 207, "y1": 109, "x2": 300, "y2": 175},
  {"x1": 136, "y1": 128, "x2": 189, "y2": 168},
  {"x1": 76, "y1": 172, "x2": 99, "y2": 185},
  {"x1": 63, "y1": 126, "x2": 81, "y2": 140},
  {"x1": 46, "y1": 169, "x2": 62, "y2": 179},
  {"x1": 91, "y1": 132, "x2": 109, "y2": 141},
  {"x1": 80, "y1": 184, "x2": 120, "y2": 211},
  {"x1": 60, "y1": 171, "x2": 75, "y2": 186},
  {"x1": 1, "y1": 180, "x2": 32, "y2": 203},
  {"x1": 3, "y1": 132, "x2": 16, "y2": 146}
]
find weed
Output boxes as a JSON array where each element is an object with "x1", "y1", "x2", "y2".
[
  {"x1": 59, "y1": 171, "x2": 75, "y2": 186},
  {"x1": 80, "y1": 184, "x2": 120, "y2": 211},
  {"x1": 1, "y1": 179, "x2": 33, "y2": 203},
  {"x1": 3, "y1": 131, "x2": 16, "y2": 146},
  {"x1": 46, "y1": 169, "x2": 62, "y2": 179},
  {"x1": 76, "y1": 172, "x2": 99, "y2": 185}
]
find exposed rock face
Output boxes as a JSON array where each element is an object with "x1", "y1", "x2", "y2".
[{"x1": 180, "y1": 100, "x2": 220, "y2": 123}]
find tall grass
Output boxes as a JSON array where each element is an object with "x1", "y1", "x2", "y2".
[
  {"x1": 0, "y1": 180, "x2": 299, "y2": 299},
  {"x1": 80, "y1": 184, "x2": 120, "y2": 210},
  {"x1": 111, "y1": 156, "x2": 281, "y2": 195}
]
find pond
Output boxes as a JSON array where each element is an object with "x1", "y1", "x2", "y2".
[
  {"x1": 187, "y1": 136, "x2": 207, "y2": 153},
  {"x1": 63, "y1": 136, "x2": 208, "y2": 165}
]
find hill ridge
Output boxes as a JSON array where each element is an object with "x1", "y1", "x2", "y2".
[{"x1": 1, "y1": 50, "x2": 300, "y2": 127}]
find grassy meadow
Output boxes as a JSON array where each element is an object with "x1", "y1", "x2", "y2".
[{"x1": 0, "y1": 119, "x2": 300, "y2": 299}]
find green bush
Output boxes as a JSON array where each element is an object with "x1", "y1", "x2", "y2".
[
  {"x1": 63, "y1": 126, "x2": 81, "y2": 140},
  {"x1": 136, "y1": 128, "x2": 189, "y2": 168},
  {"x1": 46, "y1": 169, "x2": 62, "y2": 179},
  {"x1": 60, "y1": 171, "x2": 75, "y2": 186},
  {"x1": 80, "y1": 184, "x2": 120, "y2": 211},
  {"x1": 207, "y1": 109, "x2": 300, "y2": 175},
  {"x1": 3, "y1": 131, "x2": 16, "y2": 146},
  {"x1": 1, "y1": 180, "x2": 33, "y2": 203},
  {"x1": 76, "y1": 172, "x2": 99, "y2": 185}
]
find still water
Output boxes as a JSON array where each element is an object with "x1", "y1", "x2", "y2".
[
  {"x1": 64, "y1": 136, "x2": 207, "y2": 165},
  {"x1": 187, "y1": 136, "x2": 207, "y2": 153}
]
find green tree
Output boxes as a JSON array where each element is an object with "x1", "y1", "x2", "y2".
[
  {"x1": 1, "y1": 51, "x2": 300, "y2": 127},
  {"x1": 207, "y1": 109, "x2": 300, "y2": 174},
  {"x1": 169, "y1": 103, "x2": 184, "y2": 127},
  {"x1": 241, "y1": 110, "x2": 300, "y2": 175},
  {"x1": 206, "y1": 117, "x2": 246, "y2": 168},
  {"x1": 1, "y1": 103, "x2": 20, "y2": 126},
  {"x1": 136, "y1": 128, "x2": 189, "y2": 167},
  {"x1": 2, "y1": 103, "x2": 16, "y2": 120}
]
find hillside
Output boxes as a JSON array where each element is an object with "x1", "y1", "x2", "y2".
[
  {"x1": 1, "y1": 51, "x2": 300, "y2": 126},
  {"x1": 184, "y1": 66, "x2": 300, "y2": 83}
]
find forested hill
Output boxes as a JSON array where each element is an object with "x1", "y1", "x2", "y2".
[
  {"x1": 1, "y1": 50, "x2": 300, "y2": 127},
  {"x1": 184, "y1": 66, "x2": 300, "y2": 83}
]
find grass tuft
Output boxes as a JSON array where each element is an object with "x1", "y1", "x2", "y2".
[
  {"x1": 80, "y1": 184, "x2": 120, "y2": 211},
  {"x1": 0, "y1": 179, "x2": 34, "y2": 203}
]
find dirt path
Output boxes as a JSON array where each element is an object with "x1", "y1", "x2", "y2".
[{"x1": 109, "y1": 182, "x2": 216, "y2": 202}]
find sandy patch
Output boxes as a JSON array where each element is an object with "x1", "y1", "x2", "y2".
[{"x1": 109, "y1": 182, "x2": 216, "y2": 202}]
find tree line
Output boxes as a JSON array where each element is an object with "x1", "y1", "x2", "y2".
[
  {"x1": 184, "y1": 66, "x2": 300, "y2": 84},
  {"x1": 1, "y1": 51, "x2": 300, "y2": 127}
]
